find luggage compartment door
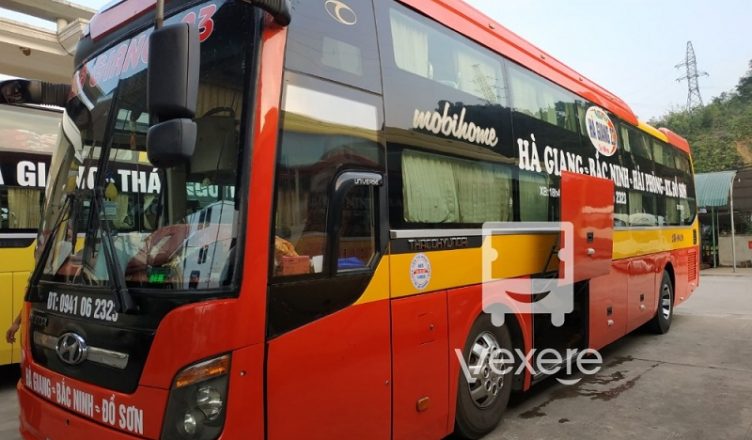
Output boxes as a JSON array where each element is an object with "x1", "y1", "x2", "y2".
[{"x1": 560, "y1": 171, "x2": 614, "y2": 282}]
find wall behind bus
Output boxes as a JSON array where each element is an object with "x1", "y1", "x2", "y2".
[{"x1": 719, "y1": 235, "x2": 752, "y2": 267}]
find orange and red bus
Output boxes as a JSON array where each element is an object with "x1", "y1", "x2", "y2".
[{"x1": 14, "y1": 0, "x2": 698, "y2": 439}]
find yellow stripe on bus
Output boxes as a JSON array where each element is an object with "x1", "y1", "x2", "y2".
[
  {"x1": 354, "y1": 255, "x2": 391, "y2": 305},
  {"x1": 390, "y1": 234, "x2": 558, "y2": 299},
  {"x1": 351, "y1": 222, "x2": 699, "y2": 303},
  {"x1": 612, "y1": 222, "x2": 698, "y2": 259},
  {"x1": 637, "y1": 121, "x2": 668, "y2": 142}
]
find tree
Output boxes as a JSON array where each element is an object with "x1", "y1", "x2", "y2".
[{"x1": 652, "y1": 59, "x2": 752, "y2": 172}]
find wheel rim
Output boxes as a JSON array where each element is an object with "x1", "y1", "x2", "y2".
[
  {"x1": 466, "y1": 331, "x2": 505, "y2": 409},
  {"x1": 661, "y1": 282, "x2": 672, "y2": 320}
]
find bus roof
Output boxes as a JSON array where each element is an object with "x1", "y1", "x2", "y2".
[
  {"x1": 659, "y1": 128, "x2": 691, "y2": 154},
  {"x1": 86, "y1": 0, "x2": 691, "y2": 154}
]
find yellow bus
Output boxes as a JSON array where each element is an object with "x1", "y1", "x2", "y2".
[{"x1": 0, "y1": 103, "x2": 60, "y2": 365}]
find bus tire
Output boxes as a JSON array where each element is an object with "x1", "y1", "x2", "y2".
[
  {"x1": 454, "y1": 314, "x2": 514, "y2": 439},
  {"x1": 648, "y1": 271, "x2": 673, "y2": 334}
]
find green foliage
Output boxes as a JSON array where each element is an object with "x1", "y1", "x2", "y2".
[{"x1": 651, "y1": 61, "x2": 752, "y2": 173}]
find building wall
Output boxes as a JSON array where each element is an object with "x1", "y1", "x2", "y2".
[{"x1": 719, "y1": 234, "x2": 752, "y2": 267}]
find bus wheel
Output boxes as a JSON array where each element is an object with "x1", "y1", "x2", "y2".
[
  {"x1": 649, "y1": 271, "x2": 674, "y2": 334},
  {"x1": 454, "y1": 315, "x2": 514, "y2": 439}
]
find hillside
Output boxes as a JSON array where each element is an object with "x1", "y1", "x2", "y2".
[{"x1": 651, "y1": 61, "x2": 752, "y2": 173}]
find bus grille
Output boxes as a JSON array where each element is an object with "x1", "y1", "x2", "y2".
[{"x1": 688, "y1": 250, "x2": 698, "y2": 282}]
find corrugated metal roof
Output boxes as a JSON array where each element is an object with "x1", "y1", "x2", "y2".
[{"x1": 695, "y1": 171, "x2": 737, "y2": 208}]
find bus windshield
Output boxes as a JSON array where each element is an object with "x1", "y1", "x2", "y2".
[{"x1": 38, "y1": 0, "x2": 255, "y2": 291}]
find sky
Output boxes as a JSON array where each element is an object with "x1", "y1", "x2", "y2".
[
  {"x1": 2, "y1": 0, "x2": 751, "y2": 121},
  {"x1": 463, "y1": 0, "x2": 752, "y2": 121}
]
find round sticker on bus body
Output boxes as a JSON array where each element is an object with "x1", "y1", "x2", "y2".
[
  {"x1": 585, "y1": 106, "x2": 618, "y2": 157},
  {"x1": 410, "y1": 253, "x2": 432, "y2": 290}
]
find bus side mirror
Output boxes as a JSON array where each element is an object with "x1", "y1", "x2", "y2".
[
  {"x1": 249, "y1": 0, "x2": 292, "y2": 26},
  {"x1": 146, "y1": 22, "x2": 200, "y2": 168},
  {"x1": 146, "y1": 119, "x2": 197, "y2": 168},
  {"x1": 1, "y1": 79, "x2": 70, "y2": 107}
]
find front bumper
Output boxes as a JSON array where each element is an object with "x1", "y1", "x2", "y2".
[{"x1": 18, "y1": 381, "x2": 140, "y2": 440}]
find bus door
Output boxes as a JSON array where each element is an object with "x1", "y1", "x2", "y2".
[
  {"x1": 266, "y1": 169, "x2": 390, "y2": 440},
  {"x1": 265, "y1": 71, "x2": 390, "y2": 438}
]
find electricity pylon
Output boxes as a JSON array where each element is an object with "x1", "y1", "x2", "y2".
[{"x1": 675, "y1": 41, "x2": 708, "y2": 110}]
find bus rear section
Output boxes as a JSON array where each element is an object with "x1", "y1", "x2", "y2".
[
  {"x1": 0, "y1": 104, "x2": 59, "y2": 366},
  {"x1": 16, "y1": 0, "x2": 698, "y2": 439}
]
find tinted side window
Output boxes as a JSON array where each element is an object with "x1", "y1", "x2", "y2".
[
  {"x1": 653, "y1": 140, "x2": 671, "y2": 167},
  {"x1": 272, "y1": 74, "x2": 383, "y2": 277},
  {"x1": 337, "y1": 185, "x2": 377, "y2": 272},
  {"x1": 268, "y1": 72, "x2": 385, "y2": 336},
  {"x1": 628, "y1": 190, "x2": 658, "y2": 227},
  {"x1": 519, "y1": 170, "x2": 553, "y2": 221},
  {"x1": 673, "y1": 149, "x2": 697, "y2": 225},
  {"x1": 377, "y1": 2, "x2": 516, "y2": 228},
  {"x1": 628, "y1": 128, "x2": 652, "y2": 160},
  {"x1": 286, "y1": 0, "x2": 381, "y2": 92},
  {"x1": 388, "y1": 8, "x2": 507, "y2": 104},
  {"x1": 622, "y1": 129, "x2": 657, "y2": 227},
  {"x1": 508, "y1": 63, "x2": 580, "y2": 133}
]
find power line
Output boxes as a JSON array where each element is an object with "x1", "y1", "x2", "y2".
[{"x1": 675, "y1": 41, "x2": 709, "y2": 111}]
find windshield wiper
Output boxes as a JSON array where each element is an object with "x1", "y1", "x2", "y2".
[
  {"x1": 88, "y1": 185, "x2": 137, "y2": 314},
  {"x1": 26, "y1": 192, "x2": 75, "y2": 301}
]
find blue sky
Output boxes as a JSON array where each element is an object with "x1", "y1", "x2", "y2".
[{"x1": 2, "y1": 0, "x2": 751, "y2": 120}]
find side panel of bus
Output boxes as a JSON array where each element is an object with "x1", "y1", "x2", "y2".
[
  {"x1": 0, "y1": 250, "x2": 33, "y2": 364},
  {"x1": 0, "y1": 104, "x2": 59, "y2": 366}
]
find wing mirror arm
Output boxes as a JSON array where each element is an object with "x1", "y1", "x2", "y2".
[{"x1": 0, "y1": 79, "x2": 70, "y2": 107}]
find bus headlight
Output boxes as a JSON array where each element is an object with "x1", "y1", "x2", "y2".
[
  {"x1": 162, "y1": 354, "x2": 230, "y2": 440},
  {"x1": 196, "y1": 385, "x2": 223, "y2": 421}
]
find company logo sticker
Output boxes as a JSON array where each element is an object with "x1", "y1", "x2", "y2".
[
  {"x1": 410, "y1": 253, "x2": 432, "y2": 290},
  {"x1": 585, "y1": 106, "x2": 618, "y2": 157},
  {"x1": 412, "y1": 103, "x2": 499, "y2": 149},
  {"x1": 325, "y1": 0, "x2": 357, "y2": 26}
]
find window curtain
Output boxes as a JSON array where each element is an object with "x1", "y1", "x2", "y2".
[
  {"x1": 402, "y1": 150, "x2": 512, "y2": 224},
  {"x1": 402, "y1": 151, "x2": 459, "y2": 223},
  {"x1": 390, "y1": 10, "x2": 430, "y2": 78},
  {"x1": 452, "y1": 160, "x2": 511, "y2": 222},
  {"x1": 7, "y1": 188, "x2": 41, "y2": 229}
]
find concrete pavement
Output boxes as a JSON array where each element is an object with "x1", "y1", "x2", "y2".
[
  {"x1": 0, "y1": 365, "x2": 20, "y2": 439},
  {"x1": 487, "y1": 274, "x2": 752, "y2": 440},
  {"x1": 1, "y1": 274, "x2": 750, "y2": 439}
]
